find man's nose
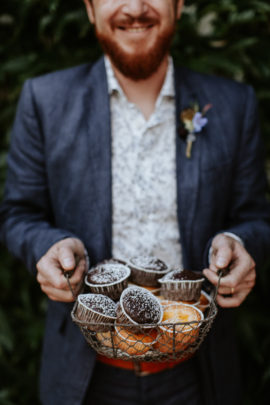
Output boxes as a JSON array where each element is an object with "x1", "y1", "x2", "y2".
[{"x1": 122, "y1": 0, "x2": 148, "y2": 18}]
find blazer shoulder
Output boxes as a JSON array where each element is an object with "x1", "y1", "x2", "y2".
[
  {"x1": 27, "y1": 63, "x2": 94, "y2": 99},
  {"x1": 19, "y1": 58, "x2": 108, "y2": 118}
]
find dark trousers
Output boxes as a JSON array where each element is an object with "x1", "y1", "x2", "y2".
[{"x1": 84, "y1": 358, "x2": 202, "y2": 405}]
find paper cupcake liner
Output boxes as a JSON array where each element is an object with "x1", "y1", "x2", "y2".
[
  {"x1": 96, "y1": 330, "x2": 117, "y2": 348},
  {"x1": 128, "y1": 265, "x2": 169, "y2": 287},
  {"x1": 86, "y1": 278, "x2": 129, "y2": 301},
  {"x1": 114, "y1": 326, "x2": 157, "y2": 355},
  {"x1": 155, "y1": 304, "x2": 204, "y2": 353},
  {"x1": 77, "y1": 297, "x2": 116, "y2": 332},
  {"x1": 195, "y1": 290, "x2": 212, "y2": 312},
  {"x1": 160, "y1": 279, "x2": 204, "y2": 301}
]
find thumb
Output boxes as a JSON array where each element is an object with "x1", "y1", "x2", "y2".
[
  {"x1": 58, "y1": 246, "x2": 76, "y2": 270},
  {"x1": 211, "y1": 235, "x2": 233, "y2": 269},
  {"x1": 214, "y1": 246, "x2": 232, "y2": 268}
]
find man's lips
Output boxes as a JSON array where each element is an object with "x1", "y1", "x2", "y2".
[{"x1": 112, "y1": 16, "x2": 158, "y2": 33}]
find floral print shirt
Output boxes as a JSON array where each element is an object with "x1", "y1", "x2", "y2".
[{"x1": 105, "y1": 56, "x2": 182, "y2": 268}]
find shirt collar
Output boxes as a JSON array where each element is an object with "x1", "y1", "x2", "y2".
[
  {"x1": 104, "y1": 56, "x2": 123, "y2": 96},
  {"x1": 104, "y1": 55, "x2": 175, "y2": 99}
]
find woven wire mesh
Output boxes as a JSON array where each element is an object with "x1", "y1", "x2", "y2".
[{"x1": 71, "y1": 298, "x2": 218, "y2": 361}]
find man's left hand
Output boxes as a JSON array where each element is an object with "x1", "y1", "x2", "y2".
[{"x1": 203, "y1": 234, "x2": 256, "y2": 308}]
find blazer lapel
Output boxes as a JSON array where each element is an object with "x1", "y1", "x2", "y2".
[
  {"x1": 84, "y1": 58, "x2": 112, "y2": 260},
  {"x1": 174, "y1": 65, "x2": 204, "y2": 268}
]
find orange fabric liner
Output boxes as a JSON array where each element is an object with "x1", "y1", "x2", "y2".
[{"x1": 97, "y1": 354, "x2": 192, "y2": 374}]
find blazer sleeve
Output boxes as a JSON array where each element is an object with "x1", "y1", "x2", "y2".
[
  {"x1": 0, "y1": 80, "x2": 77, "y2": 274},
  {"x1": 206, "y1": 85, "x2": 270, "y2": 267}
]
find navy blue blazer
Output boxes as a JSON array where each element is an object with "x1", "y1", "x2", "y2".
[{"x1": 1, "y1": 57, "x2": 270, "y2": 405}]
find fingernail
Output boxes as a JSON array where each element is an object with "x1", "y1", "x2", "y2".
[
  {"x1": 216, "y1": 257, "x2": 227, "y2": 267},
  {"x1": 63, "y1": 258, "x2": 73, "y2": 267}
]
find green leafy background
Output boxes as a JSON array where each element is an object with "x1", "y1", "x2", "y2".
[{"x1": 0, "y1": 1, "x2": 270, "y2": 404}]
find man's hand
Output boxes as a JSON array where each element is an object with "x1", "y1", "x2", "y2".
[
  {"x1": 203, "y1": 234, "x2": 256, "y2": 308},
  {"x1": 36, "y1": 238, "x2": 88, "y2": 302}
]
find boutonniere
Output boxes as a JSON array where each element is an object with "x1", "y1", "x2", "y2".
[{"x1": 179, "y1": 103, "x2": 212, "y2": 158}]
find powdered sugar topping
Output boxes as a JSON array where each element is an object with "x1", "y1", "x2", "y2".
[
  {"x1": 122, "y1": 287, "x2": 162, "y2": 324},
  {"x1": 87, "y1": 263, "x2": 130, "y2": 285},
  {"x1": 79, "y1": 294, "x2": 117, "y2": 317}
]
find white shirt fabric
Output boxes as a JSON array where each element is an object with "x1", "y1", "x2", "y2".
[{"x1": 105, "y1": 56, "x2": 183, "y2": 269}]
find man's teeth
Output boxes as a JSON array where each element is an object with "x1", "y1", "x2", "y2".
[{"x1": 126, "y1": 27, "x2": 148, "y2": 32}]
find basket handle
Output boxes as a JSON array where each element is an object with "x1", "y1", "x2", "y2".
[
  {"x1": 211, "y1": 267, "x2": 230, "y2": 303},
  {"x1": 61, "y1": 255, "x2": 83, "y2": 300},
  {"x1": 61, "y1": 268, "x2": 76, "y2": 299}
]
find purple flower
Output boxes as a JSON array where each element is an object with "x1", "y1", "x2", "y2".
[{"x1": 192, "y1": 112, "x2": 208, "y2": 133}]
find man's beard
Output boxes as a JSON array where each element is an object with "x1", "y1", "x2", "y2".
[{"x1": 95, "y1": 20, "x2": 175, "y2": 81}]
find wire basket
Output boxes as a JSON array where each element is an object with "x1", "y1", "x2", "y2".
[{"x1": 71, "y1": 295, "x2": 218, "y2": 362}]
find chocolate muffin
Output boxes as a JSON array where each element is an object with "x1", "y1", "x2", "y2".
[
  {"x1": 158, "y1": 269, "x2": 204, "y2": 301},
  {"x1": 76, "y1": 293, "x2": 117, "y2": 332},
  {"x1": 117, "y1": 286, "x2": 163, "y2": 333},
  {"x1": 85, "y1": 263, "x2": 130, "y2": 300},
  {"x1": 127, "y1": 256, "x2": 169, "y2": 287}
]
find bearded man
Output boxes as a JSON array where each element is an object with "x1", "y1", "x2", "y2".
[{"x1": 1, "y1": 1, "x2": 270, "y2": 404}]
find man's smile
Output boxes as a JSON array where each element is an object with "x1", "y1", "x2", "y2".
[
  {"x1": 116, "y1": 23, "x2": 155, "y2": 34},
  {"x1": 117, "y1": 24, "x2": 155, "y2": 34}
]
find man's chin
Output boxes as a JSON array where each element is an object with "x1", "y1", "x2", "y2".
[
  {"x1": 110, "y1": 57, "x2": 162, "y2": 81},
  {"x1": 96, "y1": 30, "x2": 173, "y2": 81}
]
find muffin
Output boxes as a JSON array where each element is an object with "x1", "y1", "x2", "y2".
[
  {"x1": 195, "y1": 290, "x2": 212, "y2": 313},
  {"x1": 76, "y1": 293, "x2": 117, "y2": 332},
  {"x1": 155, "y1": 303, "x2": 204, "y2": 353},
  {"x1": 117, "y1": 286, "x2": 163, "y2": 333},
  {"x1": 114, "y1": 326, "x2": 157, "y2": 356},
  {"x1": 158, "y1": 269, "x2": 204, "y2": 301},
  {"x1": 96, "y1": 330, "x2": 117, "y2": 348},
  {"x1": 127, "y1": 256, "x2": 169, "y2": 287},
  {"x1": 85, "y1": 263, "x2": 131, "y2": 300}
]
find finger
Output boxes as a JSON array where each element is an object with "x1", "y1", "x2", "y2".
[
  {"x1": 204, "y1": 270, "x2": 255, "y2": 291},
  {"x1": 211, "y1": 234, "x2": 234, "y2": 268},
  {"x1": 216, "y1": 289, "x2": 251, "y2": 308},
  {"x1": 37, "y1": 258, "x2": 87, "y2": 295},
  {"x1": 212, "y1": 247, "x2": 232, "y2": 269},
  {"x1": 58, "y1": 246, "x2": 77, "y2": 271},
  {"x1": 68, "y1": 258, "x2": 87, "y2": 284},
  {"x1": 37, "y1": 273, "x2": 66, "y2": 289},
  {"x1": 243, "y1": 267, "x2": 256, "y2": 284},
  {"x1": 220, "y1": 259, "x2": 255, "y2": 288},
  {"x1": 37, "y1": 258, "x2": 70, "y2": 290},
  {"x1": 204, "y1": 257, "x2": 255, "y2": 290},
  {"x1": 217, "y1": 281, "x2": 254, "y2": 295},
  {"x1": 40, "y1": 284, "x2": 76, "y2": 302},
  {"x1": 37, "y1": 272, "x2": 84, "y2": 293},
  {"x1": 203, "y1": 268, "x2": 220, "y2": 286}
]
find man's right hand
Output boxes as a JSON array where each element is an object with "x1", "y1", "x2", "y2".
[{"x1": 36, "y1": 237, "x2": 88, "y2": 302}]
